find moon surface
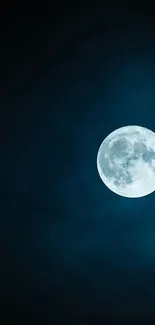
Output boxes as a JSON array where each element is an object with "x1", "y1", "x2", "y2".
[{"x1": 97, "y1": 125, "x2": 155, "y2": 198}]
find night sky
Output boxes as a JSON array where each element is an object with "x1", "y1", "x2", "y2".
[{"x1": 2, "y1": 3, "x2": 155, "y2": 324}]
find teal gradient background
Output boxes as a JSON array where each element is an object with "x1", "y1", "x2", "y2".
[{"x1": 2, "y1": 3, "x2": 155, "y2": 324}]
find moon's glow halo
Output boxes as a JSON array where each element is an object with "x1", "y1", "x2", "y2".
[{"x1": 97, "y1": 125, "x2": 155, "y2": 198}]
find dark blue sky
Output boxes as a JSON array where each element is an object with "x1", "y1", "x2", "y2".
[{"x1": 2, "y1": 3, "x2": 155, "y2": 324}]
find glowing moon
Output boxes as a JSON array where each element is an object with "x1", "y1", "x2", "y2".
[{"x1": 97, "y1": 125, "x2": 155, "y2": 198}]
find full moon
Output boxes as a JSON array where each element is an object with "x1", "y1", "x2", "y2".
[{"x1": 97, "y1": 125, "x2": 155, "y2": 198}]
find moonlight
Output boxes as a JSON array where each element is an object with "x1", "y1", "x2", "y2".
[{"x1": 97, "y1": 125, "x2": 155, "y2": 198}]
